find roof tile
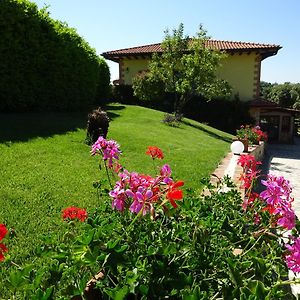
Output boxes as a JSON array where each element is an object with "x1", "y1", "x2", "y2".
[{"x1": 102, "y1": 39, "x2": 281, "y2": 60}]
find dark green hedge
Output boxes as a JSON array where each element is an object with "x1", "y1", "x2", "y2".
[{"x1": 0, "y1": 0, "x2": 110, "y2": 111}]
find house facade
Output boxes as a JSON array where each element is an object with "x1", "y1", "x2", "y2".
[{"x1": 102, "y1": 40, "x2": 298, "y2": 143}]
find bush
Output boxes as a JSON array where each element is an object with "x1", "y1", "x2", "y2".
[
  {"x1": 0, "y1": 0, "x2": 110, "y2": 111},
  {"x1": 86, "y1": 107, "x2": 110, "y2": 144},
  {"x1": 183, "y1": 96, "x2": 254, "y2": 134}
]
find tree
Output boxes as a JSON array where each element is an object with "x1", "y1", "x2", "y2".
[
  {"x1": 260, "y1": 81, "x2": 300, "y2": 109},
  {"x1": 133, "y1": 23, "x2": 231, "y2": 114}
]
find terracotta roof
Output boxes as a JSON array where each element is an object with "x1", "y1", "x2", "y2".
[
  {"x1": 102, "y1": 40, "x2": 281, "y2": 62},
  {"x1": 248, "y1": 99, "x2": 279, "y2": 108},
  {"x1": 249, "y1": 99, "x2": 300, "y2": 114}
]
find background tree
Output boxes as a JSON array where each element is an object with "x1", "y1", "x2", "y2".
[
  {"x1": 260, "y1": 81, "x2": 300, "y2": 109},
  {"x1": 133, "y1": 23, "x2": 231, "y2": 114}
]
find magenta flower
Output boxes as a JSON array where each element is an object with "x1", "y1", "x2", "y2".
[
  {"x1": 260, "y1": 175, "x2": 291, "y2": 207},
  {"x1": 277, "y1": 206, "x2": 295, "y2": 230},
  {"x1": 109, "y1": 186, "x2": 127, "y2": 211},
  {"x1": 126, "y1": 188, "x2": 154, "y2": 215},
  {"x1": 285, "y1": 237, "x2": 300, "y2": 273},
  {"x1": 260, "y1": 174, "x2": 296, "y2": 230},
  {"x1": 91, "y1": 137, "x2": 121, "y2": 168}
]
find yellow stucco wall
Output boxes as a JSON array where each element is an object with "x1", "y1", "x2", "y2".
[
  {"x1": 123, "y1": 58, "x2": 149, "y2": 85},
  {"x1": 121, "y1": 52, "x2": 258, "y2": 101},
  {"x1": 217, "y1": 53, "x2": 257, "y2": 101}
]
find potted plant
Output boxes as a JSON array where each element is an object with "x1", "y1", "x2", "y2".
[{"x1": 236, "y1": 125, "x2": 268, "y2": 151}]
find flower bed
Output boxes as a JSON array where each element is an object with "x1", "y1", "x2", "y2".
[{"x1": 1, "y1": 137, "x2": 299, "y2": 299}]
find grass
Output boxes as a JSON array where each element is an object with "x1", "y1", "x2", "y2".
[{"x1": 0, "y1": 104, "x2": 233, "y2": 268}]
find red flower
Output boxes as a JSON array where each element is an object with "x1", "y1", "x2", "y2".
[
  {"x1": 62, "y1": 206, "x2": 88, "y2": 222},
  {"x1": 0, "y1": 243, "x2": 8, "y2": 262},
  {"x1": 237, "y1": 154, "x2": 261, "y2": 171},
  {"x1": 146, "y1": 146, "x2": 164, "y2": 160},
  {"x1": 0, "y1": 224, "x2": 8, "y2": 241},
  {"x1": 0, "y1": 224, "x2": 8, "y2": 262},
  {"x1": 166, "y1": 180, "x2": 184, "y2": 208}
]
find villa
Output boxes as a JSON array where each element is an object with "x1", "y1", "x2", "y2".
[{"x1": 103, "y1": 40, "x2": 298, "y2": 143}]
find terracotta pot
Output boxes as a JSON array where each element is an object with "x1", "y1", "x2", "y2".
[{"x1": 240, "y1": 138, "x2": 249, "y2": 153}]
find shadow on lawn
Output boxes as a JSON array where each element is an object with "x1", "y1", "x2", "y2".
[
  {"x1": 182, "y1": 119, "x2": 233, "y2": 143},
  {"x1": 0, "y1": 105, "x2": 125, "y2": 143}
]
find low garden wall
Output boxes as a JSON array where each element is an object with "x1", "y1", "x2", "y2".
[{"x1": 211, "y1": 141, "x2": 265, "y2": 190}]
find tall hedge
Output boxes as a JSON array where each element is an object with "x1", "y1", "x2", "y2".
[{"x1": 0, "y1": 0, "x2": 110, "y2": 111}]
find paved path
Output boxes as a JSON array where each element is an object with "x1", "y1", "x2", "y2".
[{"x1": 264, "y1": 137, "x2": 300, "y2": 217}]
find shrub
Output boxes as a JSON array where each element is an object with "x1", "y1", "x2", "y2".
[
  {"x1": 161, "y1": 112, "x2": 183, "y2": 127},
  {"x1": 86, "y1": 107, "x2": 110, "y2": 144},
  {"x1": 0, "y1": 0, "x2": 110, "y2": 111}
]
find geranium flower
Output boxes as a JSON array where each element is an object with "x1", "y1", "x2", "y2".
[
  {"x1": 277, "y1": 207, "x2": 295, "y2": 230},
  {"x1": 237, "y1": 154, "x2": 261, "y2": 171},
  {"x1": 62, "y1": 206, "x2": 88, "y2": 222},
  {"x1": 0, "y1": 243, "x2": 8, "y2": 262},
  {"x1": 0, "y1": 224, "x2": 8, "y2": 241},
  {"x1": 126, "y1": 188, "x2": 154, "y2": 215},
  {"x1": 0, "y1": 224, "x2": 8, "y2": 262},
  {"x1": 166, "y1": 180, "x2": 184, "y2": 208},
  {"x1": 285, "y1": 237, "x2": 300, "y2": 273},
  {"x1": 91, "y1": 137, "x2": 121, "y2": 168},
  {"x1": 146, "y1": 146, "x2": 164, "y2": 159}
]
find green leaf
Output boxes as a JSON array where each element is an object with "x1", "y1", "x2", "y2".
[
  {"x1": 227, "y1": 258, "x2": 241, "y2": 287},
  {"x1": 9, "y1": 270, "x2": 25, "y2": 288},
  {"x1": 139, "y1": 284, "x2": 149, "y2": 295},
  {"x1": 107, "y1": 239, "x2": 119, "y2": 249},
  {"x1": 115, "y1": 244, "x2": 128, "y2": 253},
  {"x1": 255, "y1": 281, "x2": 266, "y2": 299},
  {"x1": 77, "y1": 228, "x2": 95, "y2": 245},
  {"x1": 42, "y1": 286, "x2": 54, "y2": 300}
]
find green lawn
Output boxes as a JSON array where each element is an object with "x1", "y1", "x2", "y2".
[{"x1": 0, "y1": 104, "x2": 233, "y2": 265}]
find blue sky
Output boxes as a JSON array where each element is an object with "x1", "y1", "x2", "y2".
[{"x1": 34, "y1": 0, "x2": 300, "y2": 83}]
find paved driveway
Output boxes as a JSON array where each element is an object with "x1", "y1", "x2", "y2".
[{"x1": 264, "y1": 137, "x2": 300, "y2": 217}]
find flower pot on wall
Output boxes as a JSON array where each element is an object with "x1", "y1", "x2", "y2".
[{"x1": 240, "y1": 138, "x2": 249, "y2": 153}]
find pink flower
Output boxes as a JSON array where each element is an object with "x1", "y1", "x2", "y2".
[
  {"x1": 285, "y1": 237, "x2": 300, "y2": 273},
  {"x1": 109, "y1": 186, "x2": 127, "y2": 211},
  {"x1": 91, "y1": 137, "x2": 121, "y2": 168},
  {"x1": 260, "y1": 175, "x2": 291, "y2": 206},
  {"x1": 260, "y1": 174, "x2": 295, "y2": 230},
  {"x1": 160, "y1": 164, "x2": 173, "y2": 184},
  {"x1": 126, "y1": 188, "x2": 154, "y2": 215},
  {"x1": 277, "y1": 207, "x2": 295, "y2": 230}
]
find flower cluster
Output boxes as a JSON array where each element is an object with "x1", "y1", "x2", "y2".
[
  {"x1": 146, "y1": 146, "x2": 164, "y2": 159},
  {"x1": 91, "y1": 136, "x2": 121, "y2": 168},
  {"x1": 62, "y1": 206, "x2": 88, "y2": 222},
  {"x1": 285, "y1": 237, "x2": 300, "y2": 273},
  {"x1": 236, "y1": 125, "x2": 267, "y2": 144},
  {"x1": 237, "y1": 154, "x2": 261, "y2": 190},
  {"x1": 103, "y1": 145, "x2": 184, "y2": 217},
  {"x1": 260, "y1": 175, "x2": 295, "y2": 230},
  {"x1": 0, "y1": 224, "x2": 8, "y2": 262},
  {"x1": 252, "y1": 126, "x2": 268, "y2": 142},
  {"x1": 109, "y1": 164, "x2": 184, "y2": 216},
  {"x1": 237, "y1": 153, "x2": 300, "y2": 272}
]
